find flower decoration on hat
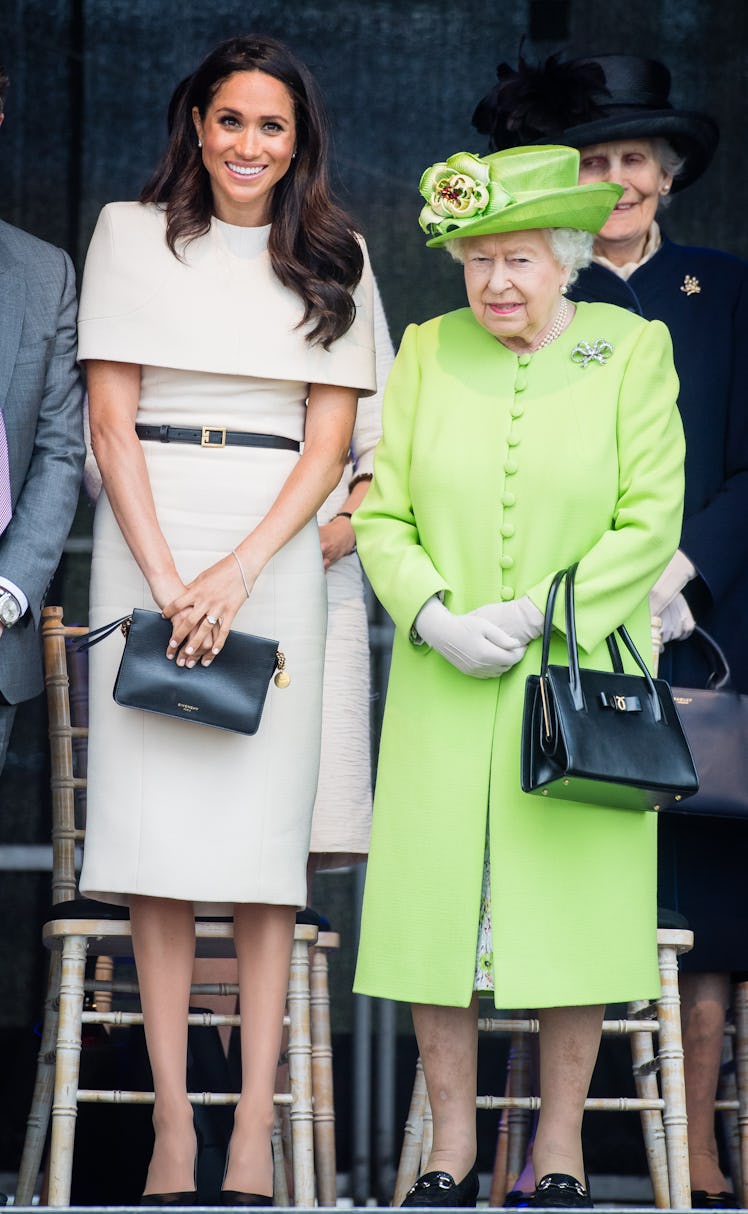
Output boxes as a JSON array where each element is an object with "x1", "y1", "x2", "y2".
[{"x1": 418, "y1": 152, "x2": 513, "y2": 237}]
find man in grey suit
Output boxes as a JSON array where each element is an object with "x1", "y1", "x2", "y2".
[{"x1": 0, "y1": 66, "x2": 84, "y2": 769}]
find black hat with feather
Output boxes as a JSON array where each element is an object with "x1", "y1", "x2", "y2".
[{"x1": 472, "y1": 53, "x2": 718, "y2": 192}]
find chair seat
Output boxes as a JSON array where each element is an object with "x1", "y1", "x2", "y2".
[
  {"x1": 49, "y1": 898, "x2": 330, "y2": 927},
  {"x1": 43, "y1": 917, "x2": 318, "y2": 959}
]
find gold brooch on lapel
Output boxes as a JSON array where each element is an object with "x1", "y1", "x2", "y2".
[
  {"x1": 571, "y1": 339, "x2": 613, "y2": 368},
  {"x1": 680, "y1": 274, "x2": 701, "y2": 296}
]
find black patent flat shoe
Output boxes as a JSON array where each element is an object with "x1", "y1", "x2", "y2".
[
  {"x1": 691, "y1": 1192, "x2": 738, "y2": 1210},
  {"x1": 527, "y1": 1173, "x2": 593, "y2": 1208},
  {"x1": 219, "y1": 1192, "x2": 273, "y2": 1206},
  {"x1": 401, "y1": 1161, "x2": 479, "y2": 1207},
  {"x1": 139, "y1": 1193, "x2": 197, "y2": 1206}
]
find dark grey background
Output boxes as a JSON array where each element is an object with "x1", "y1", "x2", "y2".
[{"x1": 0, "y1": 0, "x2": 745, "y2": 1187}]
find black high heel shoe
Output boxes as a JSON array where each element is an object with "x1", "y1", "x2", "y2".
[
  {"x1": 219, "y1": 1193, "x2": 273, "y2": 1206},
  {"x1": 140, "y1": 1128, "x2": 200, "y2": 1206},
  {"x1": 139, "y1": 1192, "x2": 198, "y2": 1207},
  {"x1": 400, "y1": 1161, "x2": 479, "y2": 1208},
  {"x1": 219, "y1": 1138, "x2": 274, "y2": 1206}
]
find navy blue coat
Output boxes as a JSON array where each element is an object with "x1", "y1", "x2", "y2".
[
  {"x1": 571, "y1": 236, "x2": 748, "y2": 692},
  {"x1": 571, "y1": 236, "x2": 748, "y2": 969}
]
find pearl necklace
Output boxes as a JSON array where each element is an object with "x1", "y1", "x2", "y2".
[{"x1": 532, "y1": 296, "x2": 569, "y2": 352}]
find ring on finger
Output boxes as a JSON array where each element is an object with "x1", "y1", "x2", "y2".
[{"x1": 205, "y1": 614, "x2": 223, "y2": 627}]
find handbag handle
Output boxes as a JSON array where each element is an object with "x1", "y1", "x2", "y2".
[
  {"x1": 540, "y1": 565, "x2": 663, "y2": 723},
  {"x1": 688, "y1": 625, "x2": 732, "y2": 690},
  {"x1": 75, "y1": 615, "x2": 131, "y2": 652}
]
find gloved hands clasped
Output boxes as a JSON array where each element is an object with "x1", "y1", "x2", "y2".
[
  {"x1": 649, "y1": 550, "x2": 697, "y2": 647},
  {"x1": 413, "y1": 595, "x2": 544, "y2": 679}
]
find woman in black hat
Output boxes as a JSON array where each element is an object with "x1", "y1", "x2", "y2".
[{"x1": 473, "y1": 52, "x2": 748, "y2": 1209}]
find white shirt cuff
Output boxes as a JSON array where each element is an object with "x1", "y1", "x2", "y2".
[{"x1": 0, "y1": 579, "x2": 29, "y2": 616}]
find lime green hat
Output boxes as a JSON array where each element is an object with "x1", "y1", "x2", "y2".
[{"x1": 419, "y1": 144, "x2": 623, "y2": 247}]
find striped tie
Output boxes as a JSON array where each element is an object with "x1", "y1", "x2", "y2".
[{"x1": 0, "y1": 411, "x2": 11, "y2": 535}]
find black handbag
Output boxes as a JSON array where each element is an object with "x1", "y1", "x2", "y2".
[
  {"x1": 657, "y1": 627, "x2": 748, "y2": 818},
  {"x1": 520, "y1": 564, "x2": 699, "y2": 810},
  {"x1": 81, "y1": 608, "x2": 288, "y2": 735}
]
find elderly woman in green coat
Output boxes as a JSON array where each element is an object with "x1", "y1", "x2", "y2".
[{"x1": 353, "y1": 145, "x2": 685, "y2": 1210}]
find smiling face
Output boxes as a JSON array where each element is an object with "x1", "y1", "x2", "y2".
[
  {"x1": 192, "y1": 69, "x2": 296, "y2": 227},
  {"x1": 461, "y1": 230, "x2": 569, "y2": 350},
  {"x1": 578, "y1": 139, "x2": 672, "y2": 265}
]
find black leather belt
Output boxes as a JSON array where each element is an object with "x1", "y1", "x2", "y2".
[{"x1": 135, "y1": 423, "x2": 300, "y2": 452}]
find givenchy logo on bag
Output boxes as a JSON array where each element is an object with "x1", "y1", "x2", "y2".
[
  {"x1": 598, "y1": 692, "x2": 641, "y2": 713},
  {"x1": 177, "y1": 702, "x2": 199, "y2": 714}
]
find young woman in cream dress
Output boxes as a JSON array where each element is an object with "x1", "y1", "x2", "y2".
[{"x1": 77, "y1": 35, "x2": 374, "y2": 1204}]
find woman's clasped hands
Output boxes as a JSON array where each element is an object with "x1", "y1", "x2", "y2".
[
  {"x1": 157, "y1": 550, "x2": 255, "y2": 668},
  {"x1": 414, "y1": 594, "x2": 544, "y2": 678}
]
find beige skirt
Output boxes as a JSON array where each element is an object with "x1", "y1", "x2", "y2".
[{"x1": 80, "y1": 434, "x2": 326, "y2": 913}]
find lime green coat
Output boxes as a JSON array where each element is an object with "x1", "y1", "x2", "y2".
[{"x1": 353, "y1": 301, "x2": 685, "y2": 1009}]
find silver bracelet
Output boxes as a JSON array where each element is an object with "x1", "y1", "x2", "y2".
[{"x1": 231, "y1": 548, "x2": 250, "y2": 599}]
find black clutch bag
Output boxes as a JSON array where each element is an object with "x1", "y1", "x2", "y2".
[
  {"x1": 520, "y1": 564, "x2": 699, "y2": 811},
  {"x1": 81, "y1": 608, "x2": 288, "y2": 735},
  {"x1": 657, "y1": 627, "x2": 748, "y2": 819}
]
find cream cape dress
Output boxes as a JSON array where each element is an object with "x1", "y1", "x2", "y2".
[{"x1": 77, "y1": 202, "x2": 375, "y2": 911}]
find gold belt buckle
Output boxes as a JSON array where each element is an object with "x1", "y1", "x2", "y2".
[{"x1": 201, "y1": 426, "x2": 227, "y2": 448}]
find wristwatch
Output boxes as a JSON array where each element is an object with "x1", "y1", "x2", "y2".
[{"x1": 0, "y1": 589, "x2": 22, "y2": 628}]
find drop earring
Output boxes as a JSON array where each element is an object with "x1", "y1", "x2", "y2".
[
  {"x1": 561, "y1": 284, "x2": 568, "y2": 296},
  {"x1": 197, "y1": 139, "x2": 202, "y2": 148}
]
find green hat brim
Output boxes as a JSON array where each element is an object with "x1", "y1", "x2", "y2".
[{"x1": 425, "y1": 181, "x2": 623, "y2": 247}]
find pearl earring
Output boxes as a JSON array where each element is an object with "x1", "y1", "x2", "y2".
[
  {"x1": 197, "y1": 139, "x2": 202, "y2": 148},
  {"x1": 561, "y1": 284, "x2": 568, "y2": 296}
]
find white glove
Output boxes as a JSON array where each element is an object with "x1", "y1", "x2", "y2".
[
  {"x1": 413, "y1": 596, "x2": 527, "y2": 678},
  {"x1": 650, "y1": 550, "x2": 697, "y2": 616},
  {"x1": 469, "y1": 595, "x2": 544, "y2": 645},
  {"x1": 659, "y1": 593, "x2": 696, "y2": 644}
]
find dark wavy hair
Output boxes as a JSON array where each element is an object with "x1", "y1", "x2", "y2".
[
  {"x1": 0, "y1": 66, "x2": 9, "y2": 114},
  {"x1": 141, "y1": 34, "x2": 363, "y2": 348}
]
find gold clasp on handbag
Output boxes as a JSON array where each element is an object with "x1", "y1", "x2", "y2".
[
  {"x1": 539, "y1": 676, "x2": 552, "y2": 740},
  {"x1": 274, "y1": 651, "x2": 290, "y2": 688},
  {"x1": 598, "y1": 691, "x2": 641, "y2": 713}
]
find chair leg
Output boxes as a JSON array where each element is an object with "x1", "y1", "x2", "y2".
[
  {"x1": 718, "y1": 1027, "x2": 741, "y2": 1201},
  {"x1": 628, "y1": 998, "x2": 670, "y2": 1208},
  {"x1": 489, "y1": 1097, "x2": 511, "y2": 1207},
  {"x1": 656, "y1": 941, "x2": 691, "y2": 1210},
  {"x1": 489, "y1": 1023, "x2": 534, "y2": 1205},
  {"x1": 47, "y1": 935, "x2": 87, "y2": 1206},
  {"x1": 310, "y1": 946, "x2": 336, "y2": 1206},
  {"x1": 15, "y1": 949, "x2": 62, "y2": 1205},
  {"x1": 506, "y1": 1023, "x2": 532, "y2": 1191},
  {"x1": 392, "y1": 1057, "x2": 427, "y2": 1206},
  {"x1": 421, "y1": 1093, "x2": 433, "y2": 1172},
  {"x1": 287, "y1": 935, "x2": 315, "y2": 1207},
  {"x1": 732, "y1": 980, "x2": 748, "y2": 1209},
  {"x1": 272, "y1": 1107, "x2": 290, "y2": 1207}
]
